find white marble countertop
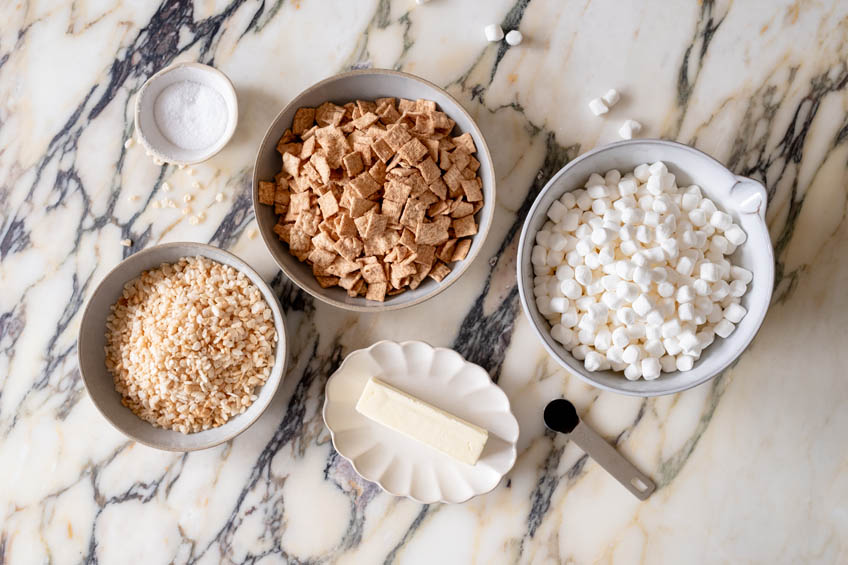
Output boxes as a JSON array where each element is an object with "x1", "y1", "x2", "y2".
[{"x1": 1, "y1": 0, "x2": 847, "y2": 563}]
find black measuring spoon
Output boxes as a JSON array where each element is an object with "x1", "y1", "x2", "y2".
[{"x1": 544, "y1": 398, "x2": 656, "y2": 500}]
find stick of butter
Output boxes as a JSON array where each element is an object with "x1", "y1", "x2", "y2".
[{"x1": 355, "y1": 377, "x2": 489, "y2": 465}]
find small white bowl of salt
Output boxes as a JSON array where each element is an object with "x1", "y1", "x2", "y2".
[{"x1": 135, "y1": 62, "x2": 238, "y2": 165}]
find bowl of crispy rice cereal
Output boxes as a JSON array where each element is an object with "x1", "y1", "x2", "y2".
[
  {"x1": 252, "y1": 69, "x2": 496, "y2": 311},
  {"x1": 78, "y1": 242, "x2": 287, "y2": 451}
]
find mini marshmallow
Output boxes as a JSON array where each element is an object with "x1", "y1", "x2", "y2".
[
  {"x1": 678, "y1": 303, "x2": 695, "y2": 321},
  {"x1": 576, "y1": 192, "x2": 592, "y2": 210},
  {"x1": 648, "y1": 162, "x2": 667, "y2": 176},
  {"x1": 693, "y1": 278, "x2": 711, "y2": 296},
  {"x1": 660, "y1": 355, "x2": 677, "y2": 373},
  {"x1": 618, "y1": 178, "x2": 638, "y2": 196},
  {"x1": 505, "y1": 29, "x2": 523, "y2": 45},
  {"x1": 577, "y1": 327, "x2": 595, "y2": 344},
  {"x1": 572, "y1": 345, "x2": 588, "y2": 360},
  {"x1": 725, "y1": 225, "x2": 747, "y2": 245},
  {"x1": 661, "y1": 319, "x2": 682, "y2": 338},
  {"x1": 675, "y1": 354, "x2": 695, "y2": 372},
  {"x1": 484, "y1": 23, "x2": 504, "y2": 41},
  {"x1": 714, "y1": 318, "x2": 735, "y2": 338},
  {"x1": 711, "y1": 280, "x2": 730, "y2": 301},
  {"x1": 641, "y1": 357, "x2": 661, "y2": 380},
  {"x1": 561, "y1": 279, "x2": 583, "y2": 299},
  {"x1": 620, "y1": 240, "x2": 640, "y2": 256},
  {"x1": 598, "y1": 246, "x2": 615, "y2": 265},
  {"x1": 565, "y1": 250, "x2": 582, "y2": 267},
  {"x1": 555, "y1": 264, "x2": 575, "y2": 281},
  {"x1": 601, "y1": 291, "x2": 623, "y2": 310},
  {"x1": 606, "y1": 346, "x2": 625, "y2": 364},
  {"x1": 634, "y1": 164, "x2": 651, "y2": 182},
  {"x1": 575, "y1": 265, "x2": 593, "y2": 286},
  {"x1": 632, "y1": 294, "x2": 653, "y2": 317},
  {"x1": 616, "y1": 307, "x2": 637, "y2": 326},
  {"x1": 611, "y1": 327, "x2": 630, "y2": 349},
  {"x1": 560, "y1": 192, "x2": 576, "y2": 208},
  {"x1": 700, "y1": 262, "x2": 720, "y2": 282},
  {"x1": 724, "y1": 302, "x2": 747, "y2": 323},
  {"x1": 657, "y1": 281, "x2": 675, "y2": 298},
  {"x1": 618, "y1": 119, "x2": 642, "y2": 140},
  {"x1": 594, "y1": 328, "x2": 612, "y2": 351},
  {"x1": 561, "y1": 309, "x2": 579, "y2": 327},
  {"x1": 622, "y1": 344, "x2": 642, "y2": 364},
  {"x1": 731, "y1": 265, "x2": 753, "y2": 284},
  {"x1": 676, "y1": 284, "x2": 695, "y2": 304},
  {"x1": 587, "y1": 184, "x2": 608, "y2": 199},
  {"x1": 689, "y1": 208, "x2": 707, "y2": 226},
  {"x1": 631, "y1": 252, "x2": 648, "y2": 267},
  {"x1": 616, "y1": 281, "x2": 640, "y2": 303},
  {"x1": 551, "y1": 324, "x2": 574, "y2": 345},
  {"x1": 663, "y1": 337, "x2": 683, "y2": 356},
  {"x1": 591, "y1": 227, "x2": 614, "y2": 245},
  {"x1": 624, "y1": 363, "x2": 642, "y2": 380},
  {"x1": 709, "y1": 211, "x2": 733, "y2": 231},
  {"x1": 644, "y1": 339, "x2": 665, "y2": 358},
  {"x1": 588, "y1": 98, "x2": 609, "y2": 116},
  {"x1": 678, "y1": 331, "x2": 700, "y2": 354},
  {"x1": 584, "y1": 350, "x2": 604, "y2": 371},
  {"x1": 605, "y1": 170, "x2": 622, "y2": 185},
  {"x1": 630, "y1": 267, "x2": 650, "y2": 288},
  {"x1": 547, "y1": 199, "x2": 567, "y2": 222},
  {"x1": 699, "y1": 198, "x2": 717, "y2": 214},
  {"x1": 681, "y1": 192, "x2": 701, "y2": 211},
  {"x1": 549, "y1": 297, "x2": 569, "y2": 313},
  {"x1": 646, "y1": 309, "x2": 664, "y2": 327},
  {"x1": 729, "y1": 279, "x2": 747, "y2": 297},
  {"x1": 602, "y1": 89, "x2": 621, "y2": 106},
  {"x1": 531, "y1": 246, "x2": 548, "y2": 266}
]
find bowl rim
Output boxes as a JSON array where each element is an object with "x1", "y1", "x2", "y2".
[
  {"x1": 77, "y1": 241, "x2": 288, "y2": 451},
  {"x1": 251, "y1": 68, "x2": 496, "y2": 312},
  {"x1": 134, "y1": 61, "x2": 239, "y2": 166},
  {"x1": 321, "y1": 339, "x2": 519, "y2": 504},
  {"x1": 516, "y1": 139, "x2": 775, "y2": 397}
]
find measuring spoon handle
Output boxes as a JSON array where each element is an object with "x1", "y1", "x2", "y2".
[{"x1": 570, "y1": 422, "x2": 656, "y2": 500}]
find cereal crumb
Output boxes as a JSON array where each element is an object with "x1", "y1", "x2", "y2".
[
  {"x1": 197, "y1": 212, "x2": 206, "y2": 221},
  {"x1": 183, "y1": 193, "x2": 193, "y2": 203},
  {"x1": 247, "y1": 229, "x2": 257, "y2": 240},
  {"x1": 162, "y1": 182, "x2": 171, "y2": 192},
  {"x1": 192, "y1": 181, "x2": 201, "y2": 190},
  {"x1": 188, "y1": 168, "x2": 195, "y2": 176},
  {"x1": 128, "y1": 194, "x2": 140, "y2": 202},
  {"x1": 182, "y1": 206, "x2": 192, "y2": 216},
  {"x1": 167, "y1": 199, "x2": 177, "y2": 209},
  {"x1": 151, "y1": 200, "x2": 160, "y2": 209},
  {"x1": 178, "y1": 164, "x2": 186, "y2": 170},
  {"x1": 120, "y1": 239, "x2": 132, "y2": 247},
  {"x1": 124, "y1": 138, "x2": 134, "y2": 149},
  {"x1": 189, "y1": 216, "x2": 200, "y2": 225},
  {"x1": 215, "y1": 192, "x2": 225, "y2": 203}
]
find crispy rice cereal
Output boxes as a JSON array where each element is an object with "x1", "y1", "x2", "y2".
[
  {"x1": 259, "y1": 97, "x2": 484, "y2": 302},
  {"x1": 104, "y1": 256, "x2": 277, "y2": 433}
]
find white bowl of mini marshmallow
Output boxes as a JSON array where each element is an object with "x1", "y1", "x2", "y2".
[
  {"x1": 135, "y1": 62, "x2": 238, "y2": 165},
  {"x1": 517, "y1": 140, "x2": 774, "y2": 397}
]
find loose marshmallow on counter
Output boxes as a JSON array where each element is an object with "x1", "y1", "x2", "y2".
[
  {"x1": 505, "y1": 30, "x2": 523, "y2": 46},
  {"x1": 531, "y1": 162, "x2": 751, "y2": 380},
  {"x1": 588, "y1": 98, "x2": 609, "y2": 116},
  {"x1": 484, "y1": 23, "x2": 504, "y2": 42}
]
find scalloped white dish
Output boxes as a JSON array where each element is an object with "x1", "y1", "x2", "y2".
[{"x1": 323, "y1": 341, "x2": 519, "y2": 504}]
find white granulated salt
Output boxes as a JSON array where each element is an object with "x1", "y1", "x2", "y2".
[{"x1": 154, "y1": 81, "x2": 228, "y2": 151}]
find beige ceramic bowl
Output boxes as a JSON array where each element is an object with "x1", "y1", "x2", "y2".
[
  {"x1": 252, "y1": 69, "x2": 496, "y2": 312},
  {"x1": 77, "y1": 242, "x2": 287, "y2": 451}
]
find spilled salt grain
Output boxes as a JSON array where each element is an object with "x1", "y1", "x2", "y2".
[{"x1": 154, "y1": 81, "x2": 227, "y2": 151}]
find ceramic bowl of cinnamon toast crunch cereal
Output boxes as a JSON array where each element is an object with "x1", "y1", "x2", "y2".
[{"x1": 252, "y1": 69, "x2": 495, "y2": 311}]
